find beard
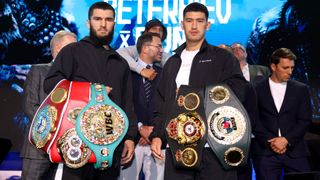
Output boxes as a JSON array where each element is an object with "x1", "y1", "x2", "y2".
[{"x1": 89, "y1": 27, "x2": 114, "y2": 46}]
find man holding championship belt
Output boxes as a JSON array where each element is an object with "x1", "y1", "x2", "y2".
[
  {"x1": 150, "y1": 2, "x2": 248, "y2": 180},
  {"x1": 43, "y1": 2, "x2": 137, "y2": 180}
]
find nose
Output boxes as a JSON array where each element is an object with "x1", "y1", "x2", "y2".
[
  {"x1": 101, "y1": 20, "x2": 106, "y2": 27},
  {"x1": 192, "y1": 21, "x2": 197, "y2": 29}
]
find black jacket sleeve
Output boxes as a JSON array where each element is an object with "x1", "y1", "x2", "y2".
[
  {"x1": 44, "y1": 46, "x2": 75, "y2": 93},
  {"x1": 121, "y1": 65, "x2": 138, "y2": 142}
]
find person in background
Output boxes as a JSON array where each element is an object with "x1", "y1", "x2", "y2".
[
  {"x1": 21, "y1": 30, "x2": 77, "y2": 180},
  {"x1": 117, "y1": 19, "x2": 170, "y2": 81},
  {"x1": 252, "y1": 48, "x2": 311, "y2": 180},
  {"x1": 231, "y1": 43, "x2": 270, "y2": 83},
  {"x1": 119, "y1": 32, "x2": 164, "y2": 180}
]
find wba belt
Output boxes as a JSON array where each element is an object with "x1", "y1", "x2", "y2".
[
  {"x1": 165, "y1": 85, "x2": 207, "y2": 170},
  {"x1": 29, "y1": 80, "x2": 128, "y2": 169},
  {"x1": 204, "y1": 84, "x2": 251, "y2": 170}
]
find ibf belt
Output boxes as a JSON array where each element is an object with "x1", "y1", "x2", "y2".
[
  {"x1": 76, "y1": 83, "x2": 128, "y2": 169},
  {"x1": 49, "y1": 81, "x2": 96, "y2": 168},
  {"x1": 29, "y1": 79, "x2": 70, "y2": 152},
  {"x1": 205, "y1": 84, "x2": 251, "y2": 170},
  {"x1": 165, "y1": 85, "x2": 207, "y2": 170}
]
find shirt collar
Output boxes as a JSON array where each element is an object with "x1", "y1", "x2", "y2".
[{"x1": 137, "y1": 58, "x2": 153, "y2": 68}]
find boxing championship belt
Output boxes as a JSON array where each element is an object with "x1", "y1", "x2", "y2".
[
  {"x1": 75, "y1": 83, "x2": 129, "y2": 170},
  {"x1": 204, "y1": 84, "x2": 251, "y2": 170},
  {"x1": 29, "y1": 79, "x2": 70, "y2": 153},
  {"x1": 50, "y1": 81, "x2": 95, "y2": 168},
  {"x1": 29, "y1": 80, "x2": 96, "y2": 168},
  {"x1": 165, "y1": 85, "x2": 207, "y2": 170}
]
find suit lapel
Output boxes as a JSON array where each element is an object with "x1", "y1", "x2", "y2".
[
  {"x1": 249, "y1": 65, "x2": 256, "y2": 81},
  {"x1": 264, "y1": 78, "x2": 279, "y2": 114},
  {"x1": 279, "y1": 80, "x2": 292, "y2": 114}
]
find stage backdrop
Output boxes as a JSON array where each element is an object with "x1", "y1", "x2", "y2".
[{"x1": 0, "y1": 0, "x2": 319, "y2": 151}]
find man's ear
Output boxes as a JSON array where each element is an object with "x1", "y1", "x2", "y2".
[
  {"x1": 181, "y1": 21, "x2": 184, "y2": 30},
  {"x1": 86, "y1": 20, "x2": 90, "y2": 30},
  {"x1": 206, "y1": 21, "x2": 211, "y2": 31}
]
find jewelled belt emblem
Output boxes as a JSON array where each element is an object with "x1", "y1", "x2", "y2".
[
  {"x1": 209, "y1": 86, "x2": 230, "y2": 104},
  {"x1": 166, "y1": 112, "x2": 205, "y2": 145},
  {"x1": 208, "y1": 106, "x2": 246, "y2": 145},
  {"x1": 57, "y1": 128, "x2": 92, "y2": 168},
  {"x1": 31, "y1": 105, "x2": 57, "y2": 148},
  {"x1": 175, "y1": 147, "x2": 198, "y2": 167},
  {"x1": 177, "y1": 93, "x2": 200, "y2": 111},
  {"x1": 80, "y1": 104, "x2": 125, "y2": 145}
]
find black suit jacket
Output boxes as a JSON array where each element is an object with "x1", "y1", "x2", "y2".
[
  {"x1": 131, "y1": 65, "x2": 162, "y2": 126},
  {"x1": 21, "y1": 63, "x2": 52, "y2": 159},
  {"x1": 252, "y1": 77, "x2": 312, "y2": 158}
]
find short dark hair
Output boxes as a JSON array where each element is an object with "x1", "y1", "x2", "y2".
[
  {"x1": 183, "y1": 2, "x2": 209, "y2": 20},
  {"x1": 136, "y1": 32, "x2": 161, "y2": 54},
  {"x1": 88, "y1": 2, "x2": 115, "y2": 19},
  {"x1": 143, "y1": 19, "x2": 167, "y2": 42},
  {"x1": 270, "y1": 48, "x2": 296, "y2": 65}
]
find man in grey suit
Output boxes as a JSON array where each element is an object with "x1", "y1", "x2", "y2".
[
  {"x1": 231, "y1": 43, "x2": 270, "y2": 83},
  {"x1": 21, "y1": 30, "x2": 77, "y2": 180}
]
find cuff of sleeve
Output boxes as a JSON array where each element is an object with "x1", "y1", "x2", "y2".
[{"x1": 138, "y1": 122, "x2": 143, "y2": 130}]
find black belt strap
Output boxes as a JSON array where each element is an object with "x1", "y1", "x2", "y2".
[{"x1": 204, "y1": 84, "x2": 251, "y2": 170}]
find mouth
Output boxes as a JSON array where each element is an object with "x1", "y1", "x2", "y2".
[{"x1": 190, "y1": 31, "x2": 198, "y2": 35}]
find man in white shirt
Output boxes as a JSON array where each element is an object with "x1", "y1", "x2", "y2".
[{"x1": 252, "y1": 48, "x2": 311, "y2": 180}]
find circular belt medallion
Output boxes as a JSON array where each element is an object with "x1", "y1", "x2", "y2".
[
  {"x1": 80, "y1": 104, "x2": 125, "y2": 145},
  {"x1": 68, "y1": 107, "x2": 82, "y2": 125},
  {"x1": 209, "y1": 86, "x2": 230, "y2": 104},
  {"x1": 177, "y1": 93, "x2": 200, "y2": 111},
  {"x1": 166, "y1": 112, "x2": 205, "y2": 145},
  {"x1": 224, "y1": 147, "x2": 244, "y2": 166},
  {"x1": 57, "y1": 128, "x2": 92, "y2": 168},
  {"x1": 208, "y1": 106, "x2": 246, "y2": 145},
  {"x1": 31, "y1": 105, "x2": 57, "y2": 148},
  {"x1": 50, "y1": 87, "x2": 68, "y2": 104},
  {"x1": 177, "y1": 148, "x2": 198, "y2": 167}
]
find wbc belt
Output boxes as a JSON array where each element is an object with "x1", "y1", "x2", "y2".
[
  {"x1": 75, "y1": 83, "x2": 128, "y2": 170},
  {"x1": 204, "y1": 84, "x2": 251, "y2": 170},
  {"x1": 29, "y1": 80, "x2": 128, "y2": 169},
  {"x1": 165, "y1": 85, "x2": 207, "y2": 170}
]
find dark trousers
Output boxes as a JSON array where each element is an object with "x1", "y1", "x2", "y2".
[
  {"x1": 164, "y1": 148, "x2": 237, "y2": 180},
  {"x1": 252, "y1": 154, "x2": 310, "y2": 180},
  {"x1": 62, "y1": 163, "x2": 120, "y2": 180},
  {"x1": 21, "y1": 158, "x2": 58, "y2": 180},
  {"x1": 237, "y1": 159, "x2": 253, "y2": 180}
]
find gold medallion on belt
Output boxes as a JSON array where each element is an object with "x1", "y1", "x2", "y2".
[{"x1": 79, "y1": 104, "x2": 125, "y2": 145}]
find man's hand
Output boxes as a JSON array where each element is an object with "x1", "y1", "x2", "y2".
[
  {"x1": 138, "y1": 125, "x2": 153, "y2": 145},
  {"x1": 151, "y1": 137, "x2": 164, "y2": 160},
  {"x1": 268, "y1": 137, "x2": 288, "y2": 154},
  {"x1": 139, "y1": 126, "x2": 153, "y2": 139},
  {"x1": 106, "y1": 86, "x2": 112, "y2": 94},
  {"x1": 138, "y1": 137, "x2": 149, "y2": 146},
  {"x1": 121, "y1": 140, "x2": 135, "y2": 165},
  {"x1": 140, "y1": 68, "x2": 157, "y2": 81}
]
